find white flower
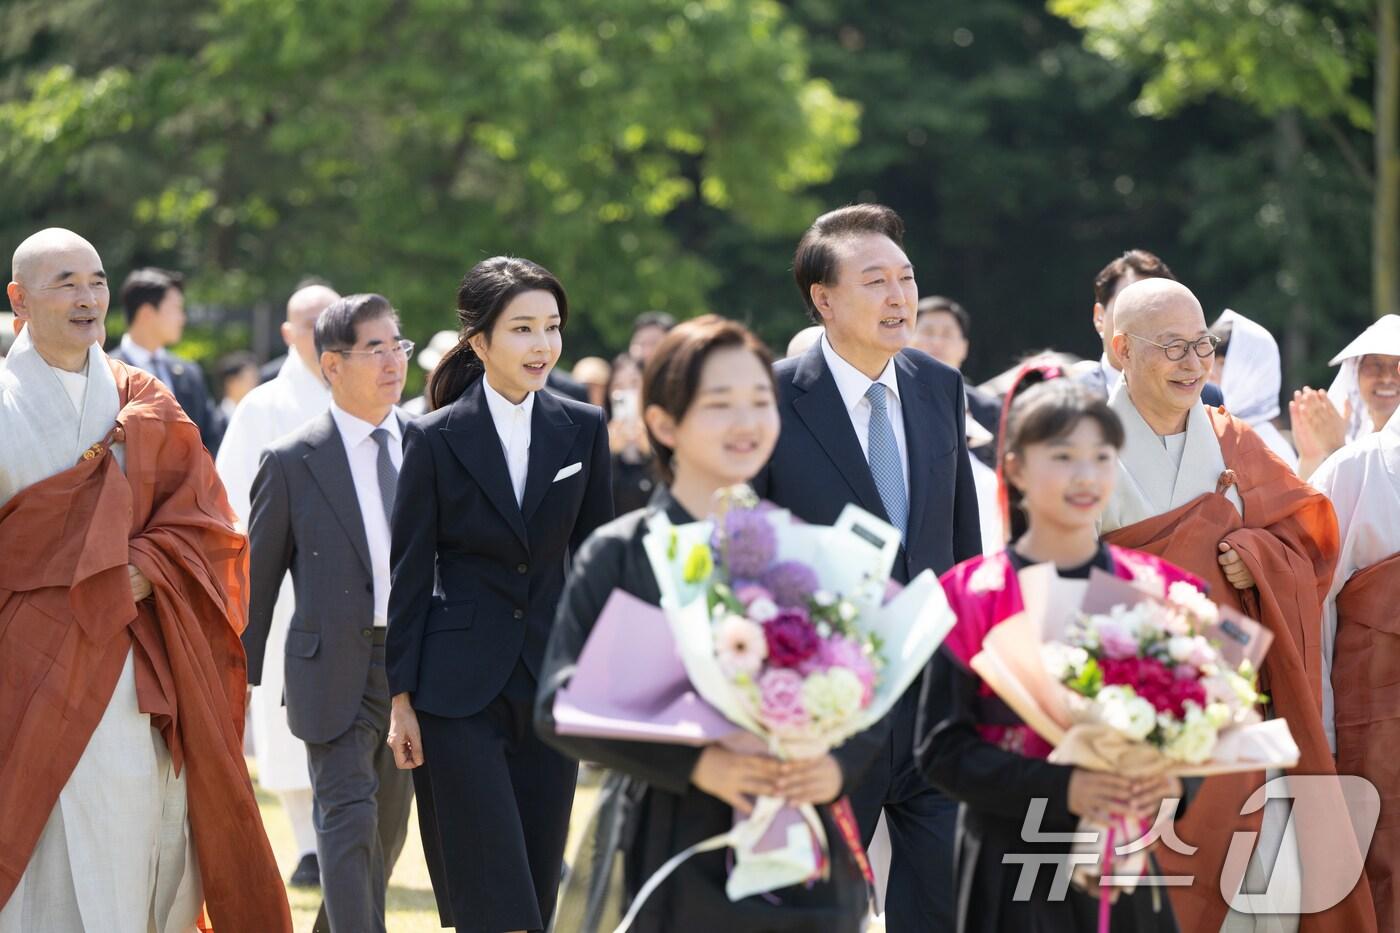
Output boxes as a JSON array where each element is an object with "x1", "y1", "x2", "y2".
[
  {"x1": 1163, "y1": 707, "x2": 1218, "y2": 764},
  {"x1": 1095, "y1": 685, "x2": 1157, "y2": 741},
  {"x1": 801, "y1": 668, "x2": 865, "y2": 724},
  {"x1": 838, "y1": 600, "x2": 858, "y2": 623},
  {"x1": 1042, "y1": 642, "x2": 1089, "y2": 680},
  {"x1": 968, "y1": 559, "x2": 1006, "y2": 594},
  {"x1": 1167, "y1": 581, "x2": 1219, "y2": 624},
  {"x1": 812, "y1": 589, "x2": 836, "y2": 607},
  {"x1": 715, "y1": 614, "x2": 767, "y2": 678},
  {"x1": 1204, "y1": 701, "x2": 1232, "y2": 730},
  {"x1": 746, "y1": 597, "x2": 779, "y2": 623}
]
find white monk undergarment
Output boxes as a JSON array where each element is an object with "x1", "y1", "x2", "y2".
[
  {"x1": 215, "y1": 351, "x2": 329, "y2": 848},
  {"x1": 0, "y1": 326, "x2": 201, "y2": 933}
]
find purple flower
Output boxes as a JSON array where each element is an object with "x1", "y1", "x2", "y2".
[
  {"x1": 715, "y1": 508, "x2": 777, "y2": 580},
  {"x1": 758, "y1": 668, "x2": 809, "y2": 730},
  {"x1": 817, "y1": 635, "x2": 877, "y2": 705},
  {"x1": 763, "y1": 610, "x2": 820, "y2": 668},
  {"x1": 761, "y1": 560, "x2": 819, "y2": 609}
]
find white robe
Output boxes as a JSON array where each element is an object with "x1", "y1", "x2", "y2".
[
  {"x1": 214, "y1": 351, "x2": 329, "y2": 793},
  {"x1": 0, "y1": 328, "x2": 201, "y2": 933},
  {"x1": 1215, "y1": 309, "x2": 1299, "y2": 472},
  {"x1": 1307, "y1": 407, "x2": 1400, "y2": 751},
  {"x1": 1099, "y1": 385, "x2": 1300, "y2": 932}
]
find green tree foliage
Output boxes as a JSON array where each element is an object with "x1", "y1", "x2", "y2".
[{"x1": 0, "y1": 0, "x2": 857, "y2": 357}]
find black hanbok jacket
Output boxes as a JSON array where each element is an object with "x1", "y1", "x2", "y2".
[{"x1": 535, "y1": 488, "x2": 879, "y2": 933}]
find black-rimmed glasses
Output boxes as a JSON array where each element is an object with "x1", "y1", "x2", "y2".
[{"x1": 1123, "y1": 333, "x2": 1220, "y2": 362}]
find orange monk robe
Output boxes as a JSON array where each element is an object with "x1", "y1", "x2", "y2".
[
  {"x1": 1332, "y1": 554, "x2": 1400, "y2": 925},
  {"x1": 1104, "y1": 405, "x2": 1375, "y2": 933},
  {"x1": 0, "y1": 363, "x2": 291, "y2": 932}
]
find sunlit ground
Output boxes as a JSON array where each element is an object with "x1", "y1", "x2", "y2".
[{"x1": 253, "y1": 762, "x2": 884, "y2": 931}]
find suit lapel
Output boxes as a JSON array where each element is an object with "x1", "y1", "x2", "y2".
[
  {"x1": 440, "y1": 380, "x2": 530, "y2": 549},
  {"x1": 301, "y1": 412, "x2": 373, "y2": 574},
  {"x1": 790, "y1": 343, "x2": 888, "y2": 520},
  {"x1": 896, "y1": 353, "x2": 937, "y2": 550},
  {"x1": 520, "y1": 389, "x2": 580, "y2": 524}
]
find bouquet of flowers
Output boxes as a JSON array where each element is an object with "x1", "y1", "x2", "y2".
[
  {"x1": 1046, "y1": 578, "x2": 1268, "y2": 768},
  {"x1": 967, "y1": 565, "x2": 1298, "y2": 929},
  {"x1": 553, "y1": 487, "x2": 955, "y2": 928}
]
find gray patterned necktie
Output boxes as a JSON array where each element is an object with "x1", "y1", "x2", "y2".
[
  {"x1": 865, "y1": 382, "x2": 908, "y2": 541},
  {"x1": 370, "y1": 428, "x2": 399, "y2": 524}
]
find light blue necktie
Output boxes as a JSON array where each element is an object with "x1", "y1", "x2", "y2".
[{"x1": 865, "y1": 382, "x2": 908, "y2": 541}]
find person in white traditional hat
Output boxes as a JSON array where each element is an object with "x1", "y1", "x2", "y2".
[
  {"x1": 400, "y1": 329, "x2": 457, "y2": 415},
  {"x1": 1209, "y1": 308, "x2": 1299, "y2": 470},
  {"x1": 1290, "y1": 314, "x2": 1400, "y2": 478}
]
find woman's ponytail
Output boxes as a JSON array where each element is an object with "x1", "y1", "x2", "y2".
[{"x1": 425, "y1": 339, "x2": 482, "y2": 412}]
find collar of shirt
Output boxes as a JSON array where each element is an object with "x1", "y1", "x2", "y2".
[
  {"x1": 482, "y1": 376, "x2": 534, "y2": 448},
  {"x1": 328, "y1": 399, "x2": 400, "y2": 451},
  {"x1": 1100, "y1": 354, "x2": 1124, "y2": 395},
  {"x1": 820, "y1": 331, "x2": 901, "y2": 416},
  {"x1": 119, "y1": 333, "x2": 165, "y2": 369}
]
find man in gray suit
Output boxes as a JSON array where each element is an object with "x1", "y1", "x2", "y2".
[{"x1": 246, "y1": 293, "x2": 415, "y2": 933}]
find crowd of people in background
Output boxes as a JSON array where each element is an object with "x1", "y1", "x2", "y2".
[{"x1": 2, "y1": 206, "x2": 1398, "y2": 933}]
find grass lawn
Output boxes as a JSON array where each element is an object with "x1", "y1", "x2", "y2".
[{"x1": 252, "y1": 761, "x2": 601, "y2": 932}]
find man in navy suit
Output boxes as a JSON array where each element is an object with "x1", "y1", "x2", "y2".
[
  {"x1": 752, "y1": 203, "x2": 982, "y2": 930},
  {"x1": 110, "y1": 267, "x2": 221, "y2": 452}
]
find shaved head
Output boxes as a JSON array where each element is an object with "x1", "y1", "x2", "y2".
[
  {"x1": 1112, "y1": 278, "x2": 1205, "y2": 340},
  {"x1": 287, "y1": 284, "x2": 340, "y2": 327},
  {"x1": 283, "y1": 283, "x2": 340, "y2": 375},
  {"x1": 11, "y1": 228, "x2": 101, "y2": 286}
]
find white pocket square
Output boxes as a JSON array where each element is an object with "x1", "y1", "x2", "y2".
[{"x1": 553, "y1": 462, "x2": 583, "y2": 483}]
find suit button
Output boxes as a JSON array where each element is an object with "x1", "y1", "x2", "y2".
[
  {"x1": 361, "y1": 628, "x2": 372, "y2": 638},
  {"x1": 513, "y1": 609, "x2": 524, "y2": 620},
  {"x1": 516, "y1": 563, "x2": 528, "y2": 575}
]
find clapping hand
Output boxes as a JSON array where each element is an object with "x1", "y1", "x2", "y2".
[{"x1": 1290, "y1": 387, "x2": 1349, "y2": 477}]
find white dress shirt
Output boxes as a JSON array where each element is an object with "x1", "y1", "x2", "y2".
[
  {"x1": 1099, "y1": 354, "x2": 1124, "y2": 397},
  {"x1": 329, "y1": 401, "x2": 402, "y2": 626},
  {"x1": 119, "y1": 333, "x2": 172, "y2": 383},
  {"x1": 483, "y1": 376, "x2": 534, "y2": 506},
  {"x1": 820, "y1": 333, "x2": 909, "y2": 498}
]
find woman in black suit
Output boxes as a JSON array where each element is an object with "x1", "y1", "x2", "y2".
[
  {"x1": 535, "y1": 316, "x2": 879, "y2": 932},
  {"x1": 386, "y1": 257, "x2": 614, "y2": 933}
]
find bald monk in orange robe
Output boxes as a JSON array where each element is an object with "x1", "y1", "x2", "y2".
[
  {"x1": 1098, "y1": 278, "x2": 1374, "y2": 933},
  {"x1": 0, "y1": 228, "x2": 290, "y2": 932}
]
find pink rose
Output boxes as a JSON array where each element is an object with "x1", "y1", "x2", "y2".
[
  {"x1": 1097, "y1": 621, "x2": 1139, "y2": 661},
  {"x1": 758, "y1": 669, "x2": 809, "y2": 730}
]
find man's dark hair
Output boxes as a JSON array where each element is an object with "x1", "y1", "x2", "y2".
[
  {"x1": 120, "y1": 267, "x2": 184, "y2": 325},
  {"x1": 1092, "y1": 249, "x2": 1175, "y2": 307},
  {"x1": 314, "y1": 293, "x2": 399, "y2": 357},
  {"x1": 793, "y1": 203, "x2": 905, "y2": 324},
  {"x1": 916, "y1": 295, "x2": 970, "y2": 339},
  {"x1": 217, "y1": 351, "x2": 259, "y2": 386},
  {"x1": 631, "y1": 310, "x2": 676, "y2": 336}
]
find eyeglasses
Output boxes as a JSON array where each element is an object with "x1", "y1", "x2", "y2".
[
  {"x1": 1123, "y1": 333, "x2": 1220, "y2": 362},
  {"x1": 334, "y1": 339, "x2": 415, "y2": 362}
]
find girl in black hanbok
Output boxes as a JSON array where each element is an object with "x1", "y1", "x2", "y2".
[{"x1": 536, "y1": 316, "x2": 877, "y2": 933}]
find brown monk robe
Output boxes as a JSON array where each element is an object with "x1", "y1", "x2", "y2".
[
  {"x1": 1333, "y1": 553, "x2": 1400, "y2": 929},
  {"x1": 1106, "y1": 405, "x2": 1375, "y2": 933},
  {"x1": 0, "y1": 362, "x2": 292, "y2": 932}
]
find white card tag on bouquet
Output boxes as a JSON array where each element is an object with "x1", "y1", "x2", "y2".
[
  {"x1": 1016, "y1": 563, "x2": 1088, "y2": 643},
  {"x1": 831, "y1": 504, "x2": 900, "y2": 606}
]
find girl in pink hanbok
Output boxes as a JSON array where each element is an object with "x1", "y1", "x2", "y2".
[{"x1": 917, "y1": 372, "x2": 1203, "y2": 933}]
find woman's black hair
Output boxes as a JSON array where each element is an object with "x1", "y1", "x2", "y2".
[
  {"x1": 998, "y1": 372, "x2": 1125, "y2": 541},
  {"x1": 426, "y1": 256, "x2": 568, "y2": 411}
]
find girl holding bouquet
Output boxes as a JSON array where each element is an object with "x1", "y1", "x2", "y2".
[
  {"x1": 536, "y1": 316, "x2": 878, "y2": 932},
  {"x1": 917, "y1": 373, "x2": 1200, "y2": 932}
]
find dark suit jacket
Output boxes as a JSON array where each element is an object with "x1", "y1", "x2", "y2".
[
  {"x1": 386, "y1": 378, "x2": 614, "y2": 719},
  {"x1": 965, "y1": 383, "x2": 1002, "y2": 468},
  {"x1": 547, "y1": 368, "x2": 590, "y2": 404},
  {"x1": 109, "y1": 345, "x2": 220, "y2": 453},
  {"x1": 243, "y1": 409, "x2": 406, "y2": 745},
  {"x1": 752, "y1": 342, "x2": 983, "y2": 583}
]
